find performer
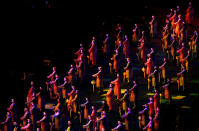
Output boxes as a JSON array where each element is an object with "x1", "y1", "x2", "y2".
[
  {"x1": 111, "y1": 49, "x2": 120, "y2": 73},
  {"x1": 80, "y1": 97, "x2": 89, "y2": 120},
  {"x1": 139, "y1": 31, "x2": 146, "y2": 43},
  {"x1": 49, "y1": 74, "x2": 61, "y2": 98},
  {"x1": 51, "y1": 109, "x2": 60, "y2": 131},
  {"x1": 148, "y1": 66, "x2": 158, "y2": 91},
  {"x1": 169, "y1": 10, "x2": 178, "y2": 33},
  {"x1": 47, "y1": 67, "x2": 56, "y2": 80},
  {"x1": 20, "y1": 108, "x2": 30, "y2": 126},
  {"x1": 57, "y1": 77, "x2": 68, "y2": 99},
  {"x1": 92, "y1": 67, "x2": 103, "y2": 93},
  {"x1": 139, "y1": 104, "x2": 148, "y2": 129},
  {"x1": 185, "y1": 2, "x2": 194, "y2": 24},
  {"x1": 83, "y1": 115, "x2": 93, "y2": 131},
  {"x1": 153, "y1": 90, "x2": 159, "y2": 114},
  {"x1": 174, "y1": 15, "x2": 184, "y2": 42},
  {"x1": 168, "y1": 35, "x2": 176, "y2": 60},
  {"x1": 71, "y1": 90, "x2": 80, "y2": 114},
  {"x1": 159, "y1": 58, "x2": 167, "y2": 83},
  {"x1": 132, "y1": 24, "x2": 140, "y2": 43},
  {"x1": 67, "y1": 86, "x2": 76, "y2": 116},
  {"x1": 121, "y1": 107, "x2": 131, "y2": 131},
  {"x1": 66, "y1": 121, "x2": 72, "y2": 131},
  {"x1": 190, "y1": 30, "x2": 198, "y2": 58},
  {"x1": 96, "y1": 111, "x2": 107, "y2": 131},
  {"x1": 74, "y1": 43, "x2": 85, "y2": 66},
  {"x1": 1, "y1": 112, "x2": 13, "y2": 131},
  {"x1": 46, "y1": 67, "x2": 56, "y2": 97},
  {"x1": 145, "y1": 54, "x2": 153, "y2": 77},
  {"x1": 161, "y1": 78, "x2": 172, "y2": 103},
  {"x1": 177, "y1": 66, "x2": 186, "y2": 91},
  {"x1": 26, "y1": 81, "x2": 36, "y2": 108},
  {"x1": 21, "y1": 119, "x2": 32, "y2": 131},
  {"x1": 111, "y1": 74, "x2": 121, "y2": 100},
  {"x1": 37, "y1": 87, "x2": 45, "y2": 112},
  {"x1": 76, "y1": 56, "x2": 84, "y2": 82},
  {"x1": 147, "y1": 97, "x2": 154, "y2": 117},
  {"x1": 103, "y1": 34, "x2": 111, "y2": 59},
  {"x1": 123, "y1": 35, "x2": 130, "y2": 59},
  {"x1": 90, "y1": 106, "x2": 97, "y2": 131},
  {"x1": 137, "y1": 39, "x2": 146, "y2": 62},
  {"x1": 37, "y1": 112, "x2": 48, "y2": 131},
  {"x1": 105, "y1": 84, "x2": 114, "y2": 111},
  {"x1": 162, "y1": 26, "x2": 169, "y2": 52},
  {"x1": 29, "y1": 102, "x2": 37, "y2": 131},
  {"x1": 153, "y1": 107, "x2": 160, "y2": 131},
  {"x1": 143, "y1": 116, "x2": 153, "y2": 131},
  {"x1": 124, "y1": 58, "x2": 132, "y2": 83},
  {"x1": 166, "y1": 8, "x2": 174, "y2": 23},
  {"x1": 112, "y1": 121, "x2": 122, "y2": 131},
  {"x1": 149, "y1": 15, "x2": 157, "y2": 39},
  {"x1": 88, "y1": 37, "x2": 97, "y2": 66},
  {"x1": 120, "y1": 89, "x2": 129, "y2": 114},
  {"x1": 65, "y1": 64, "x2": 75, "y2": 86},
  {"x1": 181, "y1": 50, "x2": 190, "y2": 73},
  {"x1": 129, "y1": 81, "x2": 137, "y2": 107},
  {"x1": 177, "y1": 43, "x2": 186, "y2": 64},
  {"x1": 7, "y1": 98, "x2": 18, "y2": 122}
]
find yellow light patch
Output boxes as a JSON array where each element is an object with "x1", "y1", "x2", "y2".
[
  {"x1": 146, "y1": 93, "x2": 155, "y2": 96},
  {"x1": 172, "y1": 96, "x2": 186, "y2": 100},
  {"x1": 181, "y1": 106, "x2": 191, "y2": 109}
]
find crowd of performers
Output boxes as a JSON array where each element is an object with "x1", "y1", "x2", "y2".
[{"x1": 1, "y1": 2, "x2": 198, "y2": 131}]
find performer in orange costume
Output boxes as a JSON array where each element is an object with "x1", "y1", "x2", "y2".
[
  {"x1": 37, "y1": 112, "x2": 48, "y2": 131},
  {"x1": 121, "y1": 107, "x2": 131, "y2": 131},
  {"x1": 111, "y1": 49, "x2": 120, "y2": 73},
  {"x1": 124, "y1": 58, "x2": 132, "y2": 83},
  {"x1": 161, "y1": 78, "x2": 172, "y2": 103},
  {"x1": 83, "y1": 115, "x2": 93, "y2": 131},
  {"x1": 143, "y1": 116, "x2": 153, "y2": 131},
  {"x1": 147, "y1": 97, "x2": 154, "y2": 117},
  {"x1": 27, "y1": 81, "x2": 36, "y2": 108},
  {"x1": 1, "y1": 112, "x2": 13, "y2": 131},
  {"x1": 159, "y1": 58, "x2": 167, "y2": 83},
  {"x1": 90, "y1": 106, "x2": 97, "y2": 131},
  {"x1": 153, "y1": 107, "x2": 160, "y2": 131},
  {"x1": 185, "y1": 2, "x2": 194, "y2": 24},
  {"x1": 137, "y1": 39, "x2": 145, "y2": 62},
  {"x1": 145, "y1": 54, "x2": 153, "y2": 77},
  {"x1": 21, "y1": 119, "x2": 32, "y2": 131},
  {"x1": 20, "y1": 108, "x2": 30, "y2": 126},
  {"x1": 153, "y1": 90, "x2": 159, "y2": 114},
  {"x1": 88, "y1": 37, "x2": 97, "y2": 66},
  {"x1": 80, "y1": 97, "x2": 89, "y2": 120},
  {"x1": 105, "y1": 84, "x2": 114, "y2": 111},
  {"x1": 92, "y1": 67, "x2": 103, "y2": 93},
  {"x1": 67, "y1": 86, "x2": 76, "y2": 116},
  {"x1": 111, "y1": 74, "x2": 121, "y2": 100},
  {"x1": 123, "y1": 35, "x2": 130, "y2": 59},
  {"x1": 132, "y1": 24, "x2": 140, "y2": 43},
  {"x1": 129, "y1": 81, "x2": 137, "y2": 107},
  {"x1": 177, "y1": 43, "x2": 185, "y2": 63},
  {"x1": 149, "y1": 15, "x2": 157, "y2": 39},
  {"x1": 97, "y1": 111, "x2": 107, "y2": 131}
]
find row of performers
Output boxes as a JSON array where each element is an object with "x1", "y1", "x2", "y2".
[{"x1": 1, "y1": 79, "x2": 174, "y2": 131}]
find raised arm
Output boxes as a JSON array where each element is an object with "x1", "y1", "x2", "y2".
[
  {"x1": 47, "y1": 71, "x2": 56, "y2": 79},
  {"x1": 83, "y1": 120, "x2": 92, "y2": 128}
]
